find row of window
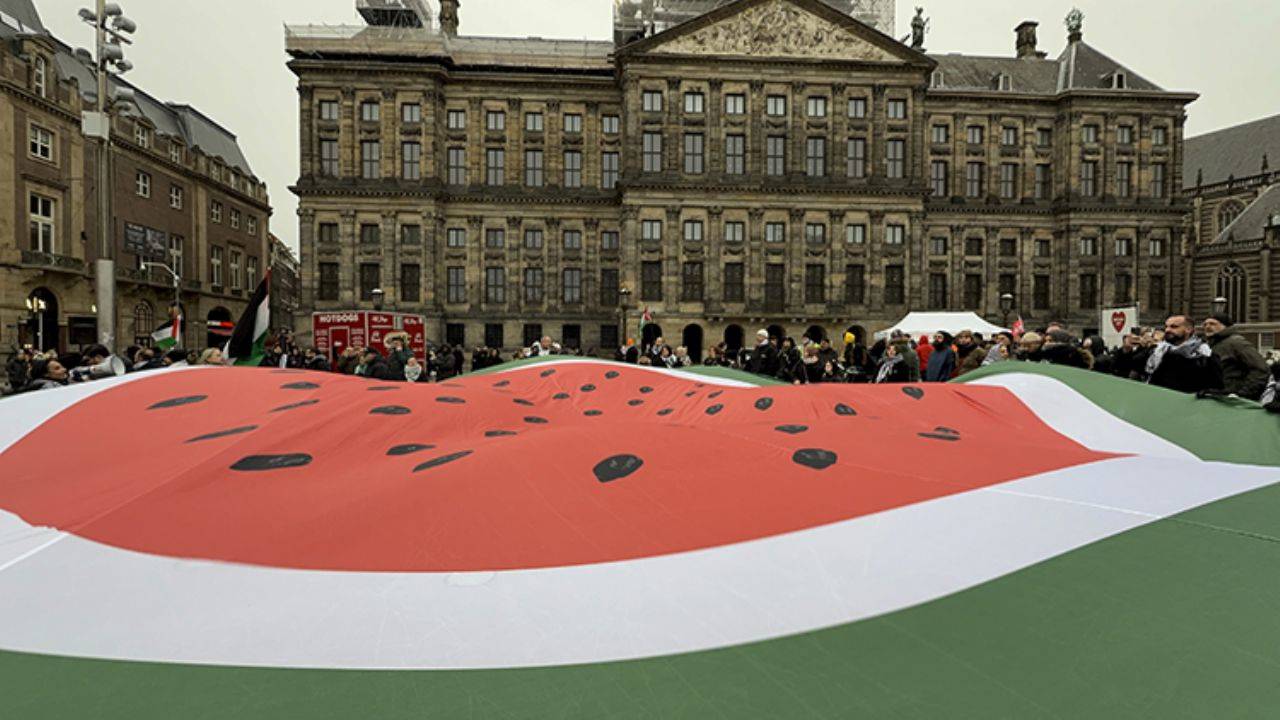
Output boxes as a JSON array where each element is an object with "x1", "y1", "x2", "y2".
[
  {"x1": 641, "y1": 90, "x2": 901, "y2": 121},
  {"x1": 929, "y1": 124, "x2": 1168, "y2": 148},
  {"x1": 928, "y1": 160, "x2": 1168, "y2": 199},
  {"x1": 207, "y1": 245, "x2": 259, "y2": 291},
  {"x1": 437, "y1": 323, "x2": 608, "y2": 352},
  {"x1": 320, "y1": 98, "x2": 624, "y2": 137}
]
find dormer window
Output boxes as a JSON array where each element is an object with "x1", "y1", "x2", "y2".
[
  {"x1": 993, "y1": 73, "x2": 1012, "y2": 92},
  {"x1": 134, "y1": 124, "x2": 150, "y2": 149},
  {"x1": 32, "y1": 55, "x2": 46, "y2": 98},
  {"x1": 1110, "y1": 71, "x2": 1128, "y2": 90},
  {"x1": 930, "y1": 70, "x2": 945, "y2": 89}
]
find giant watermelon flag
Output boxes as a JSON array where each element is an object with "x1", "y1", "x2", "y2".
[{"x1": 2, "y1": 359, "x2": 1279, "y2": 718}]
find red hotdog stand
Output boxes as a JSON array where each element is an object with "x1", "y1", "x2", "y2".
[{"x1": 312, "y1": 312, "x2": 428, "y2": 362}]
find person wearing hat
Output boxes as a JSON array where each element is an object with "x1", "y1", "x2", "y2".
[
  {"x1": 1203, "y1": 314, "x2": 1270, "y2": 400},
  {"x1": 923, "y1": 331, "x2": 956, "y2": 382},
  {"x1": 745, "y1": 329, "x2": 778, "y2": 377}
]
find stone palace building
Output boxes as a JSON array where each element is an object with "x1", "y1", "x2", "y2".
[{"x1": 287, "y1": 0, "x2": 1195, "y2": 358}]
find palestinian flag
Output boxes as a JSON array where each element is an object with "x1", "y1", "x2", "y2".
[
  {"x1": 1, "y1": 360, "x2": 1278, "y2": 718},
  {"x1": 639, "y1": 306, "x2": 653, "y2": 332},
  {"x1": 149, "y1": 310, "x2": 181, "y2": 351},
  {"x1": 224, "y1": 270, "x2": 270, "y2": 366}
]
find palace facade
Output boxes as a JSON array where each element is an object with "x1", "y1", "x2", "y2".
[{"x1": 288, "y1": 0, "x2": 1194, "y2": 357}]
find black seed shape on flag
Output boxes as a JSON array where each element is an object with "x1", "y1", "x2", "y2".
[
  {"x1": 628, "y1": 399, "x2": 644, "y2": 406},
  {"x1": 902, "y1": 387, "x2": 925, "y2": 400},
  {"x1": 584, "y1": 410, "x2": 603, "y2": 417},
  {"x1": 918, "y1": 432, "x2": 961, "y2": 442},
  {"x1": 657, "y1": 408, "x2": 674, "y2": 416},
  {"x1": 281, "y1": 382, "x2": 320, "y2": 390},
  {"x1": 685, "y1": 391, "x2": 697, "y2": 398},
  {"x1": 371, "y1": 406, "x2": 412, "y2": 415},
  {"x1": 792, "y1": 449, "x2": 837, "y2": 470},
  {"x1": 187, "y1": 426, "x2": 258, "y2": 443},
  {"x1": 581, "y1": 384, "x2": 596, "y2": 393},
  {"x1": 706, "y1": 404, "x2": 724, "y2": 416},
  {"x1": 513, "y1": 399, "x2": 535, "y2": 406},
  {"x1": 695, "y1": 383, "x2": 706, "y2": 388},
  {"x1": 540, "y1": 369, "x2": 557, "y2": 378},
  {"x1": 387, "y1": 444, "x2": 435, "y2": 456},
  {"x1": 605, "y1": 371, "x2": 620, "y2": 380},
  {"x1": 594, "y1": 454, "x2": 644, "y2": 483},
  {"x1": 553, "y1": 393, "x2": 571, "y2": 400},
  {"x1": 835, "y1": 403, "x2": 857, "y2": 417},
  {"x1": 493, "y1": 380, "x2": 511, "y2": 388},
  {"x1": 485, "y1": 430, "x2": 517, "y2": 438},
  {"x1": 413, "y1": 451, "x2": 473, "y2": 473},
  {"x1": 231, "y1": 454, "x2": 312, "y2": 472},
  {"x1": 524, "y1": 416, "x2": 549, "y2": 424},
  {"x1": 708, "y1": 390, "x2": 724, "y2": 399},
  {"x1": 148, "y1": 395, "x2": 206, "y2": 410},
  {"x1": 271, "y1": 399, "x2": 319, "y2": 413},
  {"x1": 639, "y1": 386, "x2": 654, "y2": 394},
  {"x1": 775, "y1": 425, "x2": 809, "y2": 435},
  {"x1": 935, "y1": 426, "x2": 960, "y2": 435},
  {"x1": 367, "y1": 386, "x2": 399, "y2": 392},
  {"x1": 755, "y1": 397, "x2": 774, "y2": 411},
  {"x1": 436, "y1": 397, "x2": 466, "y2": 404}
]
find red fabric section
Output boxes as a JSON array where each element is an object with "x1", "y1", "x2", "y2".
[{"x1": 0, "y1": 364, "x2": 1113, "y2": 571}]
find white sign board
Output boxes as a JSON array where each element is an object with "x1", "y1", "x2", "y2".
[{"x1": 1101, "y1": 306, "x2": 1139, "y2": 348}]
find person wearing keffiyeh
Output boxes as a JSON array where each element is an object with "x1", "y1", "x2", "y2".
[{"x1": 1145, "y1": 316, "x2": 1224, "y2": 395}]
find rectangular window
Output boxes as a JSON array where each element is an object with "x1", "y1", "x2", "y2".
[
  {"x1": 886, "y1": 139, "x2": 905, "y2": 179},
  {"x1": 447, "y1": 267, "x2": 466, "y2": 303},
  {"x1": 230, "y1": 209, "x2": 241, "y2": 230},
  {"x1": 963, "y1": 274, "x2": 983, "y2": 309},
  {"x1": 847, "y1": 138, "x2": 866, "y2": 178},
  {"x1": 170, "y1": 144, "x2": 183, "y2": 164},
  {"x1": 1114, "y1": 272, "x2": 1133, "y2": 304},
  {"x1": 318, "y1": 223, "x2": 339, "y2": 244},
  {"x1": 320, "y1": 140, "x2": 339, "y2": 176},
  {"x1": 360, "y1": 101, "x2": 380, "y2": 123},
  {"x1": 641, "y1": 261, "x2": 663, "y2": 301},
  {"x1": 683, "y1": 133, "x2": 705, "y2": 174},
  {"x1": 725, "y1": 221, "x2": 745, "y2": 243},
  {"x1": 642, "y1": 90, "x2": 663, "y2": 112},
  {"x1": 1032, "y1": 275, "x2": 1050, "y2": 310},
  {"x1": 1035, "y1": 238, "x2": 1051, "y2": 257},
  {"x1": 486, "y1": 110, "x2": 506, "y2": 131},
  {"x1": 766, "y1": 95, "x2": 787, "y2": 116},
  {"x1": 360, "y1": 223, "x2": 379, "y2": 244},
  {"x1": 602, "y1": 152, "x2": 620, "y2": 189},
  {"x1": 641, "y1": 220, "x2": 662, "y2": 242},
  {"x1": 485, "y1": 267, "x2": 507, "y2": 303},
  {"x1": 402, "y1": 142, "x2": 421, "y2": 180},
  {"x1": 134, "y1": 125, "x2": 151, "y2": 148},
  {"x1": 525, "y1": 149, "x2": 544, "y2": 187},
  {"x1": 765, "y1": 222, "x2": 786, "y2": 243},
  {"x1": 724, "y1": 263, "x2": 745, "y2": 302},
  {"x1": 210, "y1": 246, "x2": 224, "y2": 287},
  {"x1": 1079, "y1": 273, "x2": 1098, "y2": 310},
  {"x1": 884, "y1": 265, "x2": 905, "y2": 305},
  {"x1": 846, "y1": 224, "x2": 866, "y2": 244},
  {"x1": 28, "y1": 193, "x2": 55, "y2": 253},
  {"x1": 211, "y1": 201, "x2": 222, "y2": 223},
  {"x1": 764, "y1": 264, "x2": 786, "y2": 311},
  {"x1": 885, "y1": 224, "x2": 905, "y2": 246},
  {"x1": 485, "y1": 228, "x2": 505, "y2": 249},
  {"x1": 967, "y1": 126, "x2": 984, "y2": 145},
  {"x1": 361, "y1": 141, "x2": 381, "y2": 179},
  {"x1": 359, "y1": 263, "x2": 380, "y2": 301},
  {"x1": 1080, "y1": 236, "x2": 1098, "y2": 256},
  {"x1": 484, "y1": 324, "x2": 504, "y2": 350},
  {"x1": 600, "y1": 324, "x2": 619, "y2": 351},
  {"x1": 930, "y1": 236, "x2": 948, "y2": 256},
  {"x1": 1081, "y1": 161, "x2": 1097, "y2": 197},
  {"x1": 563, "y1": 230, "x2": 583, "y2": 250},
  {"x1": 1117, "y1": 162, "x2": 1132, "y2": 198},
  {"x1": 805, "y1": 223, "x2": 826, "y2": 245},
  {"x1": 1152, "y1": 127, "x2": 1168, "y2": 146},
  {"x1": 563, "y1": 113, "x2": 583, "y2": 134},
  {"x1": 683, "y1": 92, "x2": 705, "y2": 114},
  {"x1": 1035, "y1": 164, "x2": 1051, "y2": 199},
  {"x1": 602, "y1": 115, "x2": 620, "y2": 134},
  {"x1": 887, "y1": 99, "x2": 906, "y2": 120},
  {"x1": 931, "y1": 124, "x2": 949, "y2": 144},
  {"x1": 401, "y1": 264, "x2": 420, "y2": 303},
  {"x1": 930, "y1": 160, "x2": 948, "y2": 197},
  {"x1": 807, "y1": 137, "x2": 827, "y2": 177},
  {"x1": 524, "y1": 229, "x2": 544, "y2": 249},
  {"x1": 642, "y1": 132, "x2": 663, "y2": 173},
  {"x1": 725, "y1": 94, "x2": 746, "y2": 115},
  {"x1": 564, "y1": 150, "x2": 583, "y2": 187},
  {"x1": 563, "y1": 268, "x2": 583, "y2": 303},
  {"x1": 319, "y1": 100, "x2": 339, "y2": 121},
  {"x1": 447, "y1": 227, "x2": 466, "y2": 248},
  {"x1": 169, "y1": 185, "x2": 184, "y2": 210},
  {"x1": 601, "y1": 230, "x2": 620, "y2": 250},
  {"x1": 725, "y1": 134, "x2": 745, "y2": 175},
  {"x1": 1001, "y1": 127, "x2": 1018, "y2": 146},
  {"x1": 964, "y1": 237, "x2": 983, "y2": 256},
  {"x1": 401, "y1": 103, "x2": 421, "y2": 123},
  {"x1": 600, "y1": 268, "x2": 620, "y2": 306},
  {"x1": 767, "y1": 136, "x2": 786, "y2": 176},
  {"x1": 1117, "y1": 125, "x2": 1133, "y2": 145},
  {"x1": 683, "y1": 220, "x2": 704, "y2": 242},
  {"x1": 28, "y1": 125, "x2": 53, "y2": 161},
  {"x1": 682, "y1": 262, "x2": 704, "y2": 301},
  {"x1": 999, "y1": 238, "x2": 1017, "y2": 257},
  {"x1": 1115, "y1": 237, "x2": 1133, "y2": 257},
  {"x1": 1151, "y1": 163, "x2": 1167, "y2": 198},
  {"x1": 136, "y1": 171, "x2": 151, "y2": 198},
  {"x1": 524, "y1": 268, "x2": 544, "y2": 303},
  {"x1": 928, "y1": 273, "x2": 948, "y2": 309},
  {"x1": 1037, "y1": 127, "x2": 1052, "y2": 146},
  {"x1": 805, "y1": 264, "x2": 825, "y2": 304},
  {"x1": 447, "y1": 109, "x2": 466, "y2": 130},
  {"x1": 400, "y1": 224, "x2": 420, "y2": 245},
  {"x1": 318, "y1": 262, "x2": 339, "y2": 301},
  {"x1": 999, "y1": 163, "x2": 1018, "y2": 198},
  {"x1": 486, "y1": 148, "x2": 505, "y2": 185},
  {"x1": 847, "y1": 97, "x2": 867, "y2": 119},
  {"x1": 966, "y1": 162, "x2": 984, "y2": 197},
  {"x1": 1149, "y1": 236, "x2": 1166, "y2": 257},
  {"x1": 1082, "y1": 124, "x2": 1099, "y2": 144},
  {"x1": 806, "y1": 97, "x2": 827, "y2": 118},
  {"x1": 525, "y1": 112, "x2": 543, "y2": 132},
  {"x1": 1148, "y1": 275, "x2": 1166, "y2": 309},
  {"x1": 845, "y1": 264, "x2": 866, "y2": 304}
]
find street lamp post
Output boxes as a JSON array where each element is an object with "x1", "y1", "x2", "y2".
[
  {"x1": 140, "y1": 248, "x2": 182, "y2": 326},
  {"x1": 618, "y1": 287, "x2": 632, "y2": 350},
  {"x1": 371, "y1": 288, "x2": 385, "y2": 312},
  {"x1": 1212, "y1": 296, "x2": 1228, "y2": 316},
  {"x1": 26, "y1": 296, "x2": 48, "y2": 351},
  {"x1": 79, "y1": 1, "x2": 138, "y2": 351},
  {"x1": 999, "y1": 293, "x2": 1015, "y2": 327}
]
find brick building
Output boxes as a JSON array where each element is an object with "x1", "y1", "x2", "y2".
[
  {"x1": 288, "y1": 0, "x2": 1194, "y2": 358},
  {"x1": 1, "y1": 0, "x2": 271, "y2": 354}
]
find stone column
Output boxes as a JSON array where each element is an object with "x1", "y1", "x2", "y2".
[{"x1": 339, "y1": 209, "x2": 356, "y2": 305}]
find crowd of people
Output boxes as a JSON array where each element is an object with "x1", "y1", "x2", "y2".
[{"x1": 5, "y1": 314, "x2": 1278, "y2": 413}]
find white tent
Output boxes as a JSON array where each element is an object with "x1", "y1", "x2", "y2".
[{"x1": 875, "y1": 312, "x2": 1010, "y2": 340}]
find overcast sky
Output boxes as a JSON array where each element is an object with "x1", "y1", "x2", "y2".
[{"x1": 38, "y1": 0, "x2": 1280, "y2": 252}]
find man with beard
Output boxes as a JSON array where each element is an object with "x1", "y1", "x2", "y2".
[
  {"x1": 1202, "y1": 315, "x2": 1270, "y2": 400},
  {"x1": 1145, "y1": 316, "x2": 1223, "y2": 394},
  {"x1": 923, "y1": 331, "x2": 956, "y2": 382}
]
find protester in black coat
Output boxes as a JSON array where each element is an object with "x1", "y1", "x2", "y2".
[
  {"x1": 745, "y1": 330, "x2": 778, "y2": 377},
  {"x1": 1146, "y1": 317, "x2": 1224, "y2": 394}
]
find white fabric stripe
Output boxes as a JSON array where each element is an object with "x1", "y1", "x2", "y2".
[{"x1": 0, "y1": 457, "x2": 1274, "y2": 670}]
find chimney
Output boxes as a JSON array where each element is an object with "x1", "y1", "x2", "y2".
[
  {"x1": 439, "y1": 0, "x2": 459, "y2": 37},
  {"x1": 1015, "y1": 21, "x2": 1040, "y2": 59}
]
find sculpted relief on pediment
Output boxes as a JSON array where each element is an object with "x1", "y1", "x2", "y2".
[{"x1": 650, "y1": 0, "x2": 897, "y2": 62}]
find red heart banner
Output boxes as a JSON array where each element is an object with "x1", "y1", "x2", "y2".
[{"x1": 1111, "y1": 311, "x2": 1127, "y2": 333}]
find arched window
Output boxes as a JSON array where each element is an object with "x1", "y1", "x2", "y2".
[
  {"x1": 1218, "y1": 201, "x2": 1245, "y2": 235},
  {"x1": 1216, "y1": 264, "x2": 1248, "y2": 323},
  {"x1": 132, "y1": 301, "x2": 154, "y2": 344}
]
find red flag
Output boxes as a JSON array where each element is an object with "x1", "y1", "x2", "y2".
[{"x1": 1011, "y1": 316, "x2": 1025, "y2": 338}]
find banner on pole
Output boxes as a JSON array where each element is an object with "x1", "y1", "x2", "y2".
[{"x1": 1101, "y1": 306, "x2": 1139, "y2": 348}]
